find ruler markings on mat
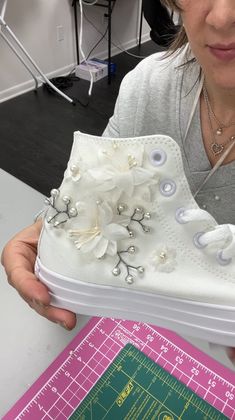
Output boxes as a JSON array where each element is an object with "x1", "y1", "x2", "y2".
[
  {"x1": 3, "y1": 317, "x2": 235, "y2": 419},
  {"x1": 70, "y1": 343, "x2": 227, "y2": 419}
]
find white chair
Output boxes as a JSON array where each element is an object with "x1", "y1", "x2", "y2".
[{"x1": 0, "y1": 0, "x2": 74, "y2": 104}]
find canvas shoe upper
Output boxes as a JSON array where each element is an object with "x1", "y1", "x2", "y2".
[{"x1": 35, "y1": 131, "x2": 235, "y2": 345}]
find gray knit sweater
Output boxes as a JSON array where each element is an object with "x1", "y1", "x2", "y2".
[{"x1": 103, "y1": 48, "x2": 235, "y2": 224}]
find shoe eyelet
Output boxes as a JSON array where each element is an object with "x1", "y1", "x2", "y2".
[
  {"x1": 159, "y1": 179, "x2": 176, "y2": 197},
  {"x1": 193, "y1": 232, "x2": 207, "y2": 249},
  {"x1": 175, "y1": 207, "x2": 187, "y2": 224},
  {"x1": 216, "y1": 250, "x2": 232, "y2": 266},
  {"x1": 149, "y1": 148, "x2": 167, "y2": 166}
]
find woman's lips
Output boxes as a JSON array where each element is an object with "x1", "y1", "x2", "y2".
[{"x1": 208, "y1": 44, "x2": 235, "y2": 61}]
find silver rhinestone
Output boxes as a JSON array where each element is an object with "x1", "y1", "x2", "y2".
[
  {"x1": 47, "y1": 216, "x2": 53, "y2": 223},
  {"x1": 137, "y1": 266, "x2": 145, "y2": 274},
  {"x1": 129, "y1": 230, "x2": 134, "y2": 238},
  {"x1": 135, "y1": 207, "x2": 143, "y2": 214},
  {"x1": 128, "y1": 246, "x2": 136, "y2": 254},
  {"x1": 112, "y1": 267, "x2": 121, "y2": 276},
  {"x1": 50, "y1": 188, "x2": 59, "y2": 197},
  {"x1": 144, "y1": 212, "x2": 151, "y2": 220},
  {"x1": 126, "y1": 275, "x2": 134, "y2": 284},
  {"x1": 63, "y1": 195, "x2": 71, "y2": 204},
  {"x1": 54, "y1": 221, "x2": 60, "y2": 228},
  {"x1": 69, "y1": 208, "x2": 77, "y2": 217}
]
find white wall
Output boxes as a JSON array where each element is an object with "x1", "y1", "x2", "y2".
[{"x1": 0, "y1": 0, "x2": 150, "y2": 102}]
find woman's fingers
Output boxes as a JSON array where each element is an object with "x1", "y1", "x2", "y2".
[
  {"x1": 2, "y1": 220, "x2": 50, "y2": 305},
  {"x1": 227, "y1": 347, "x2": 235, "y2": 364},
  {"x1": 1, "y1": 221, "x2": 77, "y2": 330},
  {"x1": 28, "y1": 298, "x2": 77, "y2": 330}
]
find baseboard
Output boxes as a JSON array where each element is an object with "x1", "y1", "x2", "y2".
[
  {"x1": 0, "y1": 64, "x2": 76, "y2": 103},
  {"x1": 0, "y1": 34, "x2": 150, "y2": 103}
]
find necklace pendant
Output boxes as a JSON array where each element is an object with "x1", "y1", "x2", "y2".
[
  {"x1": 211, "y1": 142, "x2": 224, "y2": 156},
  {"x1": 216, "y1": 127, "x2": 223, "y2": 136}
]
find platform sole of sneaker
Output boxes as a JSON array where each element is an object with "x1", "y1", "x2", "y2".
[{"x1": 35, "y1": 258, "x2": 235, "y2": 346}]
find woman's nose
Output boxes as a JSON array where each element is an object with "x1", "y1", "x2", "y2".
[{"x1": 206, "y1": 0, "x2": 235, "y2": 31}]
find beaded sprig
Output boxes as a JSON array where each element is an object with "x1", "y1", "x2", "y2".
[{"x1": 45, "y1": 189, "x2": 78, "y2": 227}]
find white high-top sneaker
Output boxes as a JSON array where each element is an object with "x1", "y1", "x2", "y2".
[{"x1": 35, "y1": 131, "x2": 235, "y2": 346}]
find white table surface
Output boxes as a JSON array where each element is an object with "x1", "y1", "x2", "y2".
[
  {"x1": 0, "y1": 169, "x2": 89, "y2": 417},
  {"x1": 0, "y1": 168, "x2": 234, "y2": 417}
]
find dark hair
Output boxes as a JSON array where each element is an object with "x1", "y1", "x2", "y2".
[{"x1": 160, "y1": 0, "x2": 188, "y2": 54}]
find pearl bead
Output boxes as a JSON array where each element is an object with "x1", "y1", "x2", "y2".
[
  {"x1": 70, "y1": 164, "x2": 79, "y2": 174},
  {"x1": 202, "y1": 204, "x2": 207, "y2": 209},
  {"x1": 112, "y1": 267, "x2": 121, "y2": 276},
  {"x1": 144, "y1": 212, "x2": 151, "y2": 220},
  {"x1": 214, "y1": 195, "x2": 220, "y2": 201},
  {"x1": 47, "y1": 216, "x2": 53, "y2": 223},
  {"x1": 128, "y1": 155, "x2": 137, "y2": 168},
  {"x1": 69, "y1": 208, "x2": 77, "y2": 217},
  {"x1": 135, "y1": 207, "x2": 143, "y2": 214},
  {"x1": 126, "y1": 275, "x2": 134, "y2": 284},
  {"x1": 44, "y1": 197, "x2": 51, "y2": 205},
  {"x1": 51, "y1": 188, "x2": 59, "y2": 197},
  {"x1": 63, "y1": 195, "x2": 71, "y2": 204},
  {"x1": 137, "y1": 266, "x2": 145, "y2": 274},
  {"x1": 54, "y1": 221, "x2": 60, "y2": 228},
  {"x1": 129, "y1": 230, "x2": 134, "y2": 238},
  {"x1": 128, "y1": 246, "x2": 136, "y2": 254},
  {"x1": 159, "y1": 251, "x2": 167, "y2": 260},
  {"x1": 118, "y1": 204, "x2": 126, "y2": 213}
]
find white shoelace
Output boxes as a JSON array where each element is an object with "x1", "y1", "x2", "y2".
[{"x1": 177, "y1": 208, "x2": 235, "y2": 263}]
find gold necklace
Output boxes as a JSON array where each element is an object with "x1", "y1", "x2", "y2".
[
  {"x1": 204, "y1": 87, "x2": 235, "y2": 135},
  {"x1": 203, "y1": 86, "x2": 235, "y2": 156}
]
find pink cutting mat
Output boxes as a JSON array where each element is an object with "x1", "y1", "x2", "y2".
[{"x1": 3, "y1": 317, "x2": 235, "y2": 419}]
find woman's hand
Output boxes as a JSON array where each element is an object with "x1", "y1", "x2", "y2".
[{"x1": 1, "y1": 220, "x2": 77, "y2": 330}]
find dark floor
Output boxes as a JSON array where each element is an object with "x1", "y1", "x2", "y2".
[{"x1": 0, "y1": 41, "x2": 160, "y2": 196}]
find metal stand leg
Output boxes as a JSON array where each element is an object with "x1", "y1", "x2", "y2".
[
  {"x1": 107, "y1": 0, "x2": 112, "y2": 84},
  {"x1": 138, "y1": 0, "x2": 143, "y2": 48},
  {"x1": 72, "y1": 0, "x2": 79, "y2": 65},
  {"x1": 0, "y1": 30, "x2": 38, "y2": 90},
  {"x1": 0, "y1": 0, "x2": 74, "y2": 104}
]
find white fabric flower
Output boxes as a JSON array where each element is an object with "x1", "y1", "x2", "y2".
[
  {"x1": 69, "y1": 202, "x2": 130, "y2": 258},
  {"x1": 150, "y1": 246, "x2": 177, "y2": 273},
  {"x1": 87, "y1": 164, "x2": 156, "y2": 200}
]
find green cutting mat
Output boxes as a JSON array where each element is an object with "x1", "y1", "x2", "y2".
[{"x1": 70, "y1": 343, "x2": 227, "y2": 420}]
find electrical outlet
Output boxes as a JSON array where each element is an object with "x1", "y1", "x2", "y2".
[{"x1": 56, "y1": 25, "x2": 64, "y2": 42}]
